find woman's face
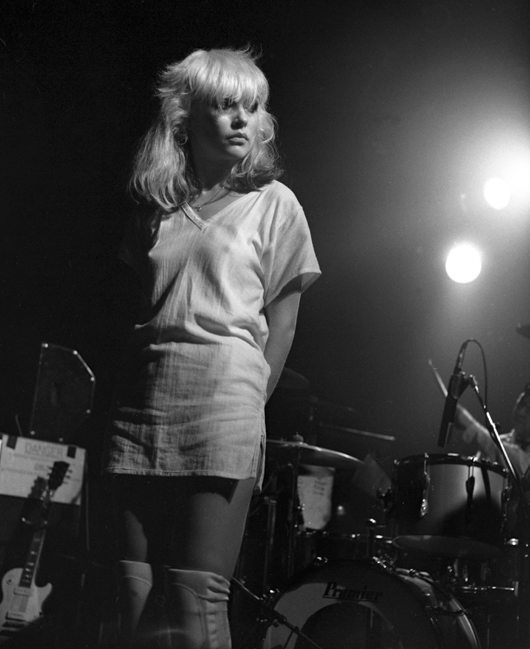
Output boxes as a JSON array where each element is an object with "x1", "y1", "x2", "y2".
[{"x1": 187, "y1": 97, "x2": 260, "y2": 167}]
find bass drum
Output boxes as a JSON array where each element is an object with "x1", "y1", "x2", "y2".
[{"x1": 263, "y1": 560, "x2": 480, "y2": 649}]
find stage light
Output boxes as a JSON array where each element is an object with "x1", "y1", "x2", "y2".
[
  {"x1": 480, "y1": 143, "x2": 530, "y2": 212},
  {"x1": 445, "y1": 242, "x2": 482, "y2": 284},
  {"x1": 483, "y1": 177, "x2": 511, "y2": 210}
]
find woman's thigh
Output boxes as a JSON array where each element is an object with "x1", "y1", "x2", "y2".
[
  {"x1": 111, "y1": 475, "x2": 172, "y2": 563},
  {"x1": 167, "y1": 476, "x2": 255, "y2": 579},
  {"x1": 111, "y1": 475, "x2": 255, "y2": 578}
]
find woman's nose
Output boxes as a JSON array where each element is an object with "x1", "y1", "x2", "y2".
[{"x1": 232, "y1": 104, "x2": 248, "y2": 125}]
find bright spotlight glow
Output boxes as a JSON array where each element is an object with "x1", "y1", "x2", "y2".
[
  {"x1": 480, "y1": 142, "x2": 530, "y2": 210},
  {"x1": 445, "y1": 243, "x2": 482, "y2": 284},
  {"x1": 483, "y1": 177, "x2": 511, "y2": 210}
]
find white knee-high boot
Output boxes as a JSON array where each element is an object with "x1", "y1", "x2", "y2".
[
  {"x1": 165, "y1": 568, "x2": 232, "y2": 649},
  {"x1": 117, "y1": 560, "x2": 153, "y2": 647}
]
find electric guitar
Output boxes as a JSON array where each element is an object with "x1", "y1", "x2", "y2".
[{"x1": 0, "y1": 461, "x2": 69, "y2": 642}]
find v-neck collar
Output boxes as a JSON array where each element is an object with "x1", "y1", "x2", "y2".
[
  {"x1": 181, "y1": 204, "x2": 206, "y2": 230},
  {"x1": 182, "y1": 192, "x2": 252, "y2": 229}
]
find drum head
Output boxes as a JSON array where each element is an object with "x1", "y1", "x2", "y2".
[{"x1": 263, "y1": 560, "x2": 479, "y2": 649}]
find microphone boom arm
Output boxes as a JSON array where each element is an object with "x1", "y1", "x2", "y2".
[{"x1": 468, "y1": 377, "x2": 520, "y2": 491}]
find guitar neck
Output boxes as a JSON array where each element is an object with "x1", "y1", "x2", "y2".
[
  {"x1": 18, "y1": 527, "x2": 47, "y2": 591},
  {"x1": 16, "y1": 471, "x2": 59, "y2": 592}
]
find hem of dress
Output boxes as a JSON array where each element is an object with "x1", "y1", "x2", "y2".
[{"x1": 102, "y1": 467, "x2": 258, "y2": 480}]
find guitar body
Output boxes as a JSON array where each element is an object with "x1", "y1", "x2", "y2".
[{"x1": 0, "y1": 567, "x2": 52, "y2": 642}]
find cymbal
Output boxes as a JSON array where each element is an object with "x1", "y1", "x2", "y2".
[
  {"x1": 266, "y1": 439, "x2": 363, "y2": 471},
  {"x1": 276, "y1": 367, "x2": 310, "y2": 391}
]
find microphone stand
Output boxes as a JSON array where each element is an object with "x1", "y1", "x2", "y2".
[
  {"x1": 469, "y1": 377, "x2": 520, "y2": 494},
  {"x1": 231, "y1": 578, "x2": 325, "y2": 649},
  {"x1": 469, "y1": 378, "x2": 530, "y2": 649}
]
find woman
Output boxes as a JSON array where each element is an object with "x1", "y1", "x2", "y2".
[{"x1": 103, "y1": 47, "x2": 320, "y2": 649}]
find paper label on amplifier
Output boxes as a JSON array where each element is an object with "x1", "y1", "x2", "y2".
[{"x1": 0, "y1": 435, "x2": 85, "y2": 505}]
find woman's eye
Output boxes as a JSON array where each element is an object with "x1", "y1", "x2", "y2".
[
  {"x1": 215, "y1": 99, "x2": 259, "y2": 113},
  {"x1": 217, "y1": 98, "x2": 234, "y2": 110}
]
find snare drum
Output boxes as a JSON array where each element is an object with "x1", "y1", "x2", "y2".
[
  {"x1": 263, "y1": 559, "x2": 480, "y2": 649},
  {"x1": 314, "y1": 530, "x2": 395, "y2": 562},
  {"x1": 389, "y1": 453, "x2": 512, "y2": 558}
]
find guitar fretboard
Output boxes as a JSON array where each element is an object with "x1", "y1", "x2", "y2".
[{"x1": 19, "y1": 528, "x2": 47, "y2": 590}]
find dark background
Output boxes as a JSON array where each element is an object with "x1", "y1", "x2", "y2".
[{"x1": 1, "y1": 0, "x2": 529, "y2": 474}]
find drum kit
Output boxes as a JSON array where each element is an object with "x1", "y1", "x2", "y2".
[{"x1": 230, "y1": 368, "x2": 530, "y2": 649}]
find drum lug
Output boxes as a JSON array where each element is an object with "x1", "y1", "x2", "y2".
[
  {"x1": 312, "y1": 555, "x2": 328, "y2": 568},
  {"x1": 501, "y1": 484, "x2": 513, "y2": 537},
  {"x1": 370, "y1": 555, "x2": 393, "y2": 572},
  {"x1": 378, "y1": 487, "x2": 394, "y2": 515},
  {"x1": 263, "y1": 587, "x2": 281, "y2": 606},
  {"x1": 420, "y1": 457, "x2": 430, "y2": 518}
]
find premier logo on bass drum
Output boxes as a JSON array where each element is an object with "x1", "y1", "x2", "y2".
[{"x1": 323, "y1": 581, "x2": 383, "y2": 603}]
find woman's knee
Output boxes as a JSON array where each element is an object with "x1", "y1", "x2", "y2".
[{"x1": 165, "y1": 568, "x2": 232, "y2": 649}]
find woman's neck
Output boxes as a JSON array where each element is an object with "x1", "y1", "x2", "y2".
[{"x1": 191, "y1": 157, "x2": 234, "y2": 191}]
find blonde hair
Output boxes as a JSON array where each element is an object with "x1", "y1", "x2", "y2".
[{"x1": 130, "y1": 48, "x2": 281, "y2": 211}]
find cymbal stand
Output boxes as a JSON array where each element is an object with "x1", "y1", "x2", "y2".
[
  {"x1": 255, "y1": 457, "x2": 302, "y2": 589},
  {"x1": 231, "y1": 578, "x2": 325, "y2": 649},
  {"x1": 285, "y1": 447, "x2": 305, "y2": 581}
]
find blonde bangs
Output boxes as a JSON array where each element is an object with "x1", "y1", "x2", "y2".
[{"x1": 188, "y1": 50, "x2": 269, "y2": 109}]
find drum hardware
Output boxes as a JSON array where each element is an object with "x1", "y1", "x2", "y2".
[
  {"x1": 459, "y1": 371, "x2": 530, "y2": 647},
  {"x1": 247, "y1": 430, "x2": 529, "y2": 649},
  {"x1": 388, "y1": 453, "x2": 512, "y2": 558},
  {"x1": 231, "y1": 577, "x2": 325, "y2": 649},
  {"x1": 240, "y1": 425, "x2": 525, "y2": 647},
  {"x1": 434, "y1": 548, "x2": 520, "y2": 600},
  {"x1": 265, "y1": 439, "x2": 362, "y2": 580},
  {"x1": 430, "y1": 352, "x2": 530, "y2": 647},
  {"x1": 312, "y1": 529, "x2": 395, "y2": 565},
  {"x1": 366, "y1": 517, "x2": 377, "y2": 557},
  {"x1": 243, "y1": 493, "x2": 279, "y2": 595},
  {"x1": 237, "y1": 445, "x2": 498, "y2": 648},
  {"x1": 420, "y1": 453, "x2": 430, "y2": 517},
  {"x1": 465, "y1": 474, "x2": 475, "y2": 523},
  {"x1": 238, "y1": 465, "x2": 303, "y2": 591},
  {"x1": 444, "y1": 550, "x2": 522, "y2": 649}
]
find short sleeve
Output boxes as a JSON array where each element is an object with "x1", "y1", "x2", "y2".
[
  {"x1": 117, "y1": 208, "x2": 160, "y2": 275},
  {"x1": 263, "y1": 203, "x2": 321, "y2": 306}
]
